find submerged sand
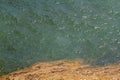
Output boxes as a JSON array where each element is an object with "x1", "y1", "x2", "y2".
[{"x1": 0, "y1": 59, "x2": 120, "y2": 80}]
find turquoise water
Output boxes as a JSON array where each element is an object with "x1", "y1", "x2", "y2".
[{"x1": 0, "y1": 0, "x2": 120, "y2": 75}]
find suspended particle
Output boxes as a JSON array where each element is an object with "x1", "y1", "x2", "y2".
[
  {"x1": 118, "y1": 32, "x2": 120, "y2": 35},
  {"x1": 100, "y1": 38, "x2": 103, "y2": 40},
  {"x1": 58, "y1": 26, "x2": 66, "y2": 30},
  {"x1": 117, "y1": 41, "x2": 120, "y2": 44},
  {"x1": 99, "y1": 45, "x2": 104, "y2": 48},
  {"x1": 108, "y1": 17, "x2": 113, "y2": 20},
  {"x1": 93, "y1": 17, "x2": 97, "y2": 20},
  {"x1": 74, "y1": 21, "x2": 79, "y2": 25},
  {"x1": 65, "y1": 34, "x2": 70, "y2": 38},
  {"x1": 89, "y1": 10, "x2": 93, "y2": 13},
  {"x1": 25, "y1": 37, "x2": 28, "y2": 40},
  {"x1": 111, "y1": 25, "x2": 115, "y2": 28},
  {"x1": 117, "y1": 30, "x2": 120, "y2": 33},
  {"x1": 82, "y1": 16, "x2": 87, "y2": 19},
  {"x1": 8, "y1": 32, "x2": 11, "y2": 35},
  {"x1": 110, "y1": 47, "x2": 117, "y2": 51},
  {"x1": 55, "y1": 2, "x2": 60, "y2": 4},
  {"x1": 74, "y1": 13, "x2": 77, "y2": 17},
  {"x1": 94, "y1": 26, "x2": 100, "y2": 29},
  {"x1": 109, "y1": 32, "x2": 113, "y2": 34},
  {"x1": 104, "y1": 23, "x2": 108, "y2": 25},
  {"x1": 32, "y1": 20, "x2": 37, "y2": 24},
  {"x1": 22, "y1": 9, "x2": 26, "y2": 12},
  {"x1": 114, "y1": 11, "x2": 119, "y2": 14},
  {"x1": 114, "y1": 39, "x2": 118, "y2": 41},
  {"x1": 108, "y1": 10, "x2": 113, "y2": 14}
]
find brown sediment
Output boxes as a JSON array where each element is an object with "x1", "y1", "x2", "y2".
[{"x1": 0, "y1": 59, "x2": 120, "y2": 80}]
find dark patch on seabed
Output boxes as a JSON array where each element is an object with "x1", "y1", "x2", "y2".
[{"x1": 0, "y1": 0, "x2": 120, "y2": 76}]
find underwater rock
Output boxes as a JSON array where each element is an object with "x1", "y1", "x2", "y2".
[{"x1": 0, "y1": 60, "x2": 120, "y2": 80}]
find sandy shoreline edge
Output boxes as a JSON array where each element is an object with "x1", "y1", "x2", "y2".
[{"x1": 0, "y1": 59, "x2": 120, "y2": 80}]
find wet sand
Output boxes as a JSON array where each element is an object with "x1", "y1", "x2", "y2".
[{"x1": 0, "y1": 59, "x2": 120, "y2": 80}]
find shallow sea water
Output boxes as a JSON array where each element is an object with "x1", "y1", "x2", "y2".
[{"x1": 0, "y1": 0, "x2": 120, "y2": 76}]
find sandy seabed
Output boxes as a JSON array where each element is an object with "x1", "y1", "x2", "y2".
[{"x1": 0, "y1": 59, "x2": 120, "y2": 80}]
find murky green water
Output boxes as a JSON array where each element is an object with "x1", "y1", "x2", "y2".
[{"x1": 0, "y1": 0, "x2": 120, "y2": 76}]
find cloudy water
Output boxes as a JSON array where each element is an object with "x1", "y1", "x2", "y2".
[{"x1": 0, "y1": 0, "x2": 120, "y2": 75}]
